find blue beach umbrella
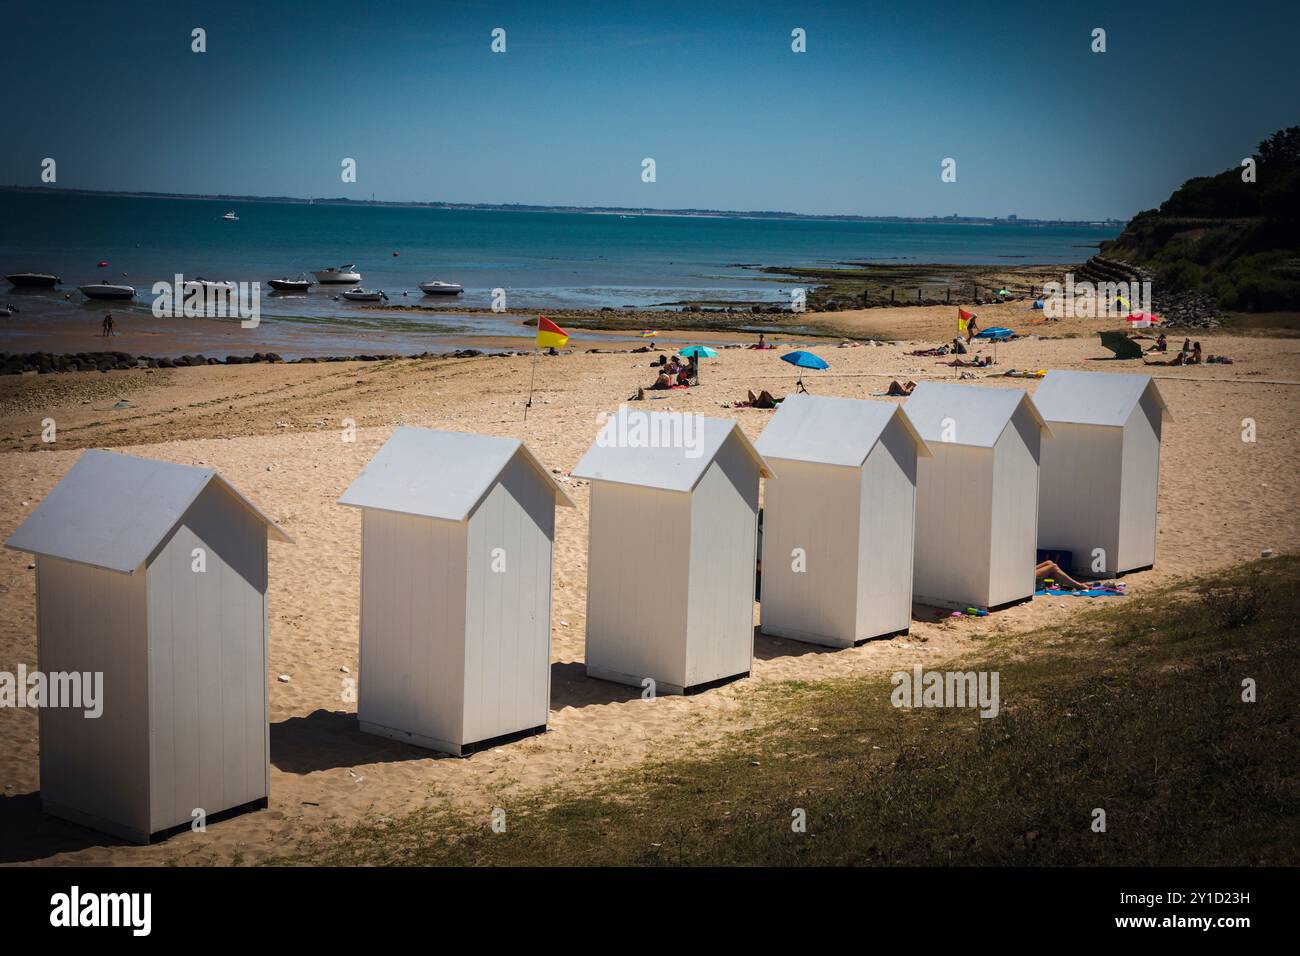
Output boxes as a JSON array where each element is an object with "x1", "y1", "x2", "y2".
[{"x1": 780, "y1": 349, "x2": 829, "y2": 392}]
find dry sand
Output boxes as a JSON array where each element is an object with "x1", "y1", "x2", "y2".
[{"x1": 1, "y1": 314, "x2": 1297, "y2": 865}]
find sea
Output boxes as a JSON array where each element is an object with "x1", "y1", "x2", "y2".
[{"x1": 0, "y1": 190, "x2": 1117, "y2": 354}]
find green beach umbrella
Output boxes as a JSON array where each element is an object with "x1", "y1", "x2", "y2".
[{"x1": 679, "y1": 345, "x2": 717, "y2": 382}]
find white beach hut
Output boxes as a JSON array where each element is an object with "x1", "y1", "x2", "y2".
[
  {"x1": 4, "y1": 449, "x2": 291, "y2": 843},
  {"x1": 337, "y1": 427, "x2": 575, "y2": 756},
  {"x1": 902, "y1": 382, "x2": 1052, "y2": 610},
  {"x1": 1031, "y1": 370, "x2": 1170, "y2": 575},
  {"x1": 755, "y1": 393, "x2": 931, "y2": 647},
  {"x1": 572, "y1": 410, "x2": 773, "y2": 695}
]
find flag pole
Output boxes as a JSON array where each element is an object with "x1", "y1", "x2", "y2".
[{"x1": 524, "y1": 349, "x2": 537, "y2": 421}]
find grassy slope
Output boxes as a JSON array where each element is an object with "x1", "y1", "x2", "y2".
[{"x1": 274, "y1": 557, "x2": 1299, "y2": 866}]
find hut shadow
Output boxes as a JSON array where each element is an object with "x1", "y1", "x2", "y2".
[
  {"x1": 550, "y1": 661, "x2": 644, "y2": 709},
  {"x1": 270, "y1": 709, "x2": 448, "y2": 775},
  {"x1": 0, "y1": 792, "x2": 130, "y2": 864},
  {"x1": 753, "y1": 627, "x2": 847, "y2": 661}
]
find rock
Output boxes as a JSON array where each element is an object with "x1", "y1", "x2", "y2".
[
  {"x1": 1261, "y1": 548, "x2": 1274, "y2": 558},
  {"x1": 277, "y1": 674, "x2": 291, "y2": 683}
]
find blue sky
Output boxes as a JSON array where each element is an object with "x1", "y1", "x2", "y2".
[{"x1": 2, "y1": 0, "x2": 1296, "y2": 219}]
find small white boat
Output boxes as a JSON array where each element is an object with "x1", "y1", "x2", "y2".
[
  {"x1": 419, "y1": 280, "x2": 463, "y2": 296},
  {"x1": 268, "y1": 274, "x2": 313, "y2": 292},
  {"x1": 6, "y1": 272, "x2": 61, "y2": 288},
  {"x1": 313, "y1": 264, "x2": 362, "y2": 284},
  {"x1": 184, "y1": 277, "x2": 236, "y2": 294},
  {"x1": 222, "y1": 211, "x2": 239, "y2": 221},
  {"x1": 342, "y1": 288, "x2": 388, "y2": 302},
  {"x1": 79, "y1": 284, "x2": 136, "y2": 300}
]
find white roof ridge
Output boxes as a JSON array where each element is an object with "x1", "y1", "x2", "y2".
[
  {"x1": 755, "y1": 393, "x2": 932, "y2": 465},
  {"x1": 338, "y1": 426, "x2": 574, "y2": 521},
  {"x1": 571, "y1": 411, "x2": 773, "y2": 492},
  {"x1": 1031, "y1": 370, "x2": 1172, "y2": 427},
  {"x1": 4, "y1": 449, "x2": 291, "y2": 574},
  {"x1": 902, "y1": 381, "x2": 1051, "y2": 448}
]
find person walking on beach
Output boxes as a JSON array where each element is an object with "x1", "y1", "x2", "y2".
[{"x1": 101, "y1": 312, "x2": 115, "y2": 337}]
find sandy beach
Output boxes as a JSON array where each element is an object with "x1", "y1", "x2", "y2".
[{"x1": 1, "y1": 310, "x2": 1297, "y2": 866}]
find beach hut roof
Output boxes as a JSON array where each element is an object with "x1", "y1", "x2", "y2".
[
  {"x1": 1030, "y1": 370, "x2": 1172, "y2": 427},
  {"x1": 755, "y1": 393, "x2": 932, "y2": 466},
  {"x1": 903, "y1": 381, "x2": 1051, "y2": 449},
  {"x1": 338, "y1": 426, "x2": 575, "y2": 521},
  {"x1": 572, "y1": 412, "x2": 773, "y2": 492},
  {"x1": 4, "y1": 449, "x2": 292, "y2": 575}
]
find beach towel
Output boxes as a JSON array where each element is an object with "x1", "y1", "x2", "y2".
[{"x1": 1035, "y1": 587, "x2": 1127, "y2": 598}]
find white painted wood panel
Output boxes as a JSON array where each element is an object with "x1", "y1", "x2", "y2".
[
  {"x1": 463, "y1": 451, "x2": 555, "y2": 745},
  {"x1": 36, "y1": 556, "x2": 150, "y2": 840},
  {"x1": 584, "y1": 480, "x2": 691, "y2": 690},
  {"x1": 358, "y1": 508, "x2": 467, "y2": 749},
  {"x1": 1036, "y1": 422, "x2": 1122, "y2": 573},
  {"x1": 1118, "y1": 393, "x2": 1163, "y2": 571},
  {"x1": 856, "y1": 416, "x2": 919, "y2": 638},
  {"x1": 914, "y1": 443, "x2": 994, "y2": 608},
  {"x1": 760, "y1": 458, "x2": 861, "y2": 646},
  {"x1": 147, "y1": 480, "x2": 269, "y2": 833},
  {"x1": 987, "y1": 403, "x2": 1042, "y2": 607},
  {"x1": 684, "y1": 433, "x2": 759, "y2": 687}
]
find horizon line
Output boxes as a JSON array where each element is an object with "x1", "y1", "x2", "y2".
[{"x1": 0, "y1": 185, "x2": 1125, "y2": 227}]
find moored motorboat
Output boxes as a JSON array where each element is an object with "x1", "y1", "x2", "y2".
[
  {"x1": 341, "y1": 288, "x2": 387, "y2": 302},
  {"x1": 313, "y1": 264, "x2": 362, "y2": 284},
  {"x1": 268, "y1": 274, "x2": 313, "y2": 292},
  {"x1": 419, "y1": 280, "x2": 463, "y2": 295},
  {"x1": 184, "y1": 277, "x2": 236, "y2": 293},
  {"x1": 6, "y1": 272, "x2": 62, "y2": 288},
  {"x1": 222, "y1": 211, "x2": 239, "y2": 221},
  {"x1": 79, "y1": 284, "x2": 136, "y2": 300}
]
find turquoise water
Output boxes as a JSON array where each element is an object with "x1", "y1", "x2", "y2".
[{"x1": 0, "y1": 191, "x2": 1114, "y2": 315}]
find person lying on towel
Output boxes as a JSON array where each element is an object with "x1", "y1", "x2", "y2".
[
  {"x1": 734, "y1": 389, "x2": 779, "y2": 409},
  {"x1": 1036, "y1": 560, "x2": 1088, "y2": 590}
]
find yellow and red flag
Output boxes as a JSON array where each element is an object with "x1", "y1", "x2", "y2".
[
  {"x1": 957, "y1": 307, "x2": 976, "y2": 333},
  {"x1": 536, "y1": 315, "x2": 569, "y2": 349}
]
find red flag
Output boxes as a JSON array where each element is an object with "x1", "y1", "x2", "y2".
[{"x1": 536, "y1": 315, "x2": 569, "y2": 349}]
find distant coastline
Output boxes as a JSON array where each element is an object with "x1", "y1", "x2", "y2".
[{"x1": 0, "y1": 185, "x2": 1122, "y2": 229}]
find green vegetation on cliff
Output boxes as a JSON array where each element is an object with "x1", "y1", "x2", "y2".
[{"x1": 1101, "y1": 126, "x2": 1300, "y2": 311}]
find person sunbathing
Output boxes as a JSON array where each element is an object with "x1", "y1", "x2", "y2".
[
  {"x1": 941, "y1": 355, "x2": 990, "y2": 368},
  {"x1": 1035, "y1": 560, "x2": 1087, "y2": 590},
  {"x1": 906, "y1": 346, "x2": 949, "y2": 357},
  {"x1": 887, "y1": 379, "x2": 917, "y2": 396},
  {"x1": 1144, "y1": 352, "x2": 1185, "y2": 366},
  {"x1": 648, "y1": 371, "x2": 674, "y2": 390},
  {"x1": 735, "y1": 389, "x2": 779, "y2": 408}
]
